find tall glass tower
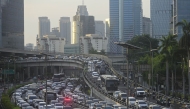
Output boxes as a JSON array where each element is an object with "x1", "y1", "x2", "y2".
[
  {"x1": 173, "y1": 0, "x2": 190, "y2": 39},
  {"x1": 109, "y1": 0, "x2": 142, "y2": 54},
  {"x1": 151, "y1": 0, "x2": 172, "y2": 39}
]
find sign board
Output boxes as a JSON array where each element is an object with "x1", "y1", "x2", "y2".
[{"x1": 2, "y1": 69, "x2": 15, "y2": 74}]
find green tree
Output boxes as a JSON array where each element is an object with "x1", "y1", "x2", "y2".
[
  {"x1": 176, "y1": 20, "x2": 190, "y2": 94},
  {"x1": 158, "y1": 33, "x2": 177, "y2": 95}
]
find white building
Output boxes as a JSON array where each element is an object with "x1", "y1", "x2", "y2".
[
  {"x1": 38, "y1": 17, "x2": 50, "y2": 38},
  {"x1": 37, "y1": 35, "x2": 65, "y2": 53},
  {"x1": 95, "y1": 21, "x2": 105, "y2": 37},
  {"x1": 59, "y1": 17, "x2": 71, "y2": 44},
  {"x1": 80, "y1": 34, "x2": 108, "y2": 54},
  {"x1": 25, "y1": 43, "x2": 34, "y2": 51}
]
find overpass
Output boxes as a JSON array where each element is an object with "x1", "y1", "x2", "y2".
[{"x1": 15, "y1": 59, "x2": 84, "y2": 80}]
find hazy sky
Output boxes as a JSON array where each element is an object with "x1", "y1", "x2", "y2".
[{"x1": 24, "y1": 0, "x2": 150, "y2": 46}]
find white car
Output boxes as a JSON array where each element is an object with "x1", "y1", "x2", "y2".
[
  {"x1": 56, "y1": 97, "x2": 64, "y2": 104},
  {"x1": 113, "y1": 91, "x2": 121, "y2": 98},
  {"x1": 135, "y1": 87, "x2": 146, "y2": 97},
  {"x1": 27, "y1": 95, "x2": 38, "y2": 105},
  {"x1": 135, "y1": 100, "x2": 148, "y2": 109},
  {"x1": 126, "y1": 97, "x2": 136, "y2": 107},
  {"x1": 38, "y1": 102, "x2": 46, "y2": 109},
  {"x1": 21, "y1": 102, "x2": 30, "y2": 109},
  {"x1": 54, "y1": 103, "x2": 63, "y2": 109}
]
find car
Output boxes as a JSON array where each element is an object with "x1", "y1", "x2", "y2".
[
  {"x1": 83, "y1": 100, "x2": 93, "y2": 107},
  {"x1": 149, "y1": 105, "x2": 161, "y2": 109},
  {"x1": 92, "y1": 99, "x2": 99, "y2": 103},
  {"x1": 126, "y1": 97, "x2": 136, "y2": 107},
  {"x1": 135, "y1": 87, "x2": 146, "y2": 97},
  {"x1": 76, "y1": 97, "x2": 84, "y2": 104},
  {"x1": 135, "y1": 100, "x2": 148, "y2": 109},
  {"x1": 113, "y1": 91, "x2": 121, "y2": 98},
  {"x1": 72, "y1": 95, "x2": 78, "y2": 101},
  {"x1": 27, "y1": 95, "x2": 38, "y2": 105},
  {"x1": 118, "y1": 93, "x2": 127, "y2": 101},
  {"x1": 43, "y1": 105, "x2": 54, "y2": 109},
  {"x1": 112, "y1": 105, "x2": 121, "y2": 109},
  {"x1": 89, "y1": 102, "x2": 95, "y2": 109},
  {"x1": 18, "y1": 100, "x2": 27, "y2": 108},
  {"x1": 25, "y1": 106, "x2": 34, "y2": 109},
  {"x1": 33, "y1": 99, "x2": 44, "y2": 108},
  {"x1": 21, "y1": 102, "x2": 30, "y2": 109},
  {"x1": 38, "y1": 102, "x2": 46, "y2": 109},
  {"x1": 25, "y1": 92, "x2": 33, "y2": 101},
  {"x1": 63, "y1": 106, "x2": 72, "y2": 109},
  {"x1": 118, "y1": 107, "x2": 127, "y2": 109},
  {"x1": 57, "y1": 96, "x2": 64, "y2": 104},
  {"x1": 50, "y1": 100, "x2": 58, "y2": 107},
  {"x1": 54, "y1": 103, "x2": 64, "y2": 109},
  {"x1": 93, "y1": 103, "x2": 103, "y2": 109}
]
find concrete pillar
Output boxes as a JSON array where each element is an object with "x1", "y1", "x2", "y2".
[
  {"x1": 27, "y1": 67, "x2": 30, "y2": 79},
  {"x1": 42, "y1": 66, "x2": 45, "y2": 75},
  {"x1": 36, "y1": 67, "x2": 39, "y2": 76}
]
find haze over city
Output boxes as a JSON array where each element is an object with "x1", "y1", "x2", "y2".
[{"x1": 24, "y1": 0, "x2": 150, "y2": 45}]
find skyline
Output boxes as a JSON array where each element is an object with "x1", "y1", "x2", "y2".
[{"x1": 24, "y1": 0, "x2": 150, "y2": 46}]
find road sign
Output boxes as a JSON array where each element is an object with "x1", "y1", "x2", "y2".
[{"x1": 2, "y1": 69, "x2": 15, "y2": 74}]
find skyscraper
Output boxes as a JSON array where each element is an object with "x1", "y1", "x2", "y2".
[
  {"x1": 72, "y1": 15, "x2": 95, "y2": 44},
  {"x1": 39, "y1": 17, "x2": 50, "y2": 38},
  {"x1": 1, "y1": 0, "x2": 24, "y2": 49},
  {"x1": 95, "y1": 21, "x2": 105, "y2": 37},
  {"x1": 72, "y1": 5, "x2": 95, "y2": 44},
  {"x1": 151, "y1": 0, "x2": 172, "y2": 39},
  {"x1": 0, "y1": 0, "x2": 2, "y2": 47},
  {"x1": 59, "y1": 17, "x2": 71, "y2": 44},
  {"x1": 109, "y1": 0, "x2": 142, "y2": 53},
  {"x1": 76, "y1": 5, "x2": 88, "y2": 16},
  {"x1": 172, "y1": 0, "x2": 190, "y2": 39}
]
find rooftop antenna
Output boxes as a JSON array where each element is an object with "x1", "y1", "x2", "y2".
[{"x1": 82, "y1": 0, "x2": 84, "y2": 5}]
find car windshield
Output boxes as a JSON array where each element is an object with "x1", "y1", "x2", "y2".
[
  {"x1": 59, "y1": 98, "x2": 64, "y2": 101},
  {"x1": 136, "y1": 89, "x2": 144, "y2": 91},
  {"x1": 29, "y1": 96, "x2": 37, "y2": 99},
  {"x1": 39, "y1": 103, "x2": 46, "y2": 106},
  {"x1": 115, "y1": 91, "x2": 120, "y2": 94},
  {"x1": 55, "y1": 103, "x2": 62, "y2": 106},
  {"x1": 130, "y1": 98, "x2": 136, "y2": 101},
  {"x1": 152, "y1": 107, "x2": 161, "y2": 109},
  {"x1": 139, "y1": 102, "x2": 146, "y2": 104},
  {"x1": 96, "y1": 104, "x2": 102, "y2": 107},
  {"x1": 121, "y1": 94, "x2": 127, "y2": 97}
]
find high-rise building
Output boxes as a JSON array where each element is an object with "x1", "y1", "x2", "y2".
[
  {"x1": 105, "y1": 19, "x2": 110, "y2": 52},
  {"x1": 39, "y1": 17, "x2": 50, "y2": 38},
  {"x1": 1, "y1": 0, "x2": 24, "y2": 49},
  {"x1": 76, "y1": 5, "x2": 88, "y2": 16},
  {"x1": 59, "y1": 17, "x2": 71, "y2": 44},
  {"x1": 95, "y1": 21, "x2": 105, "y2": 37},
  {"x1": 142, "y1": 17, "x2": 153, "y2": 37},
  {"x1": 25, "y1": 43, "x2": 34, "y2": 51},
  {"x1": 172, "y1": 0, "x2": 190, "y2": 39},
  {"x1": 0, "y1": 0, "x2": 2, "y2": 48},
  {"x1": 109, "y1": 0, "x2": 142, "y2": 53},
  {"x1": 151, "y1": 0, "x2": 172, "y2": 39}
]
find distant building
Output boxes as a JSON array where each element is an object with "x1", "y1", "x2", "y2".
[
  {"x1": 151, "y1": 0, "x2": 172, "y2": 39},
  {"x1": 95, "y1": 21, "x2": 105, "y2": 37},
  {"x1": 142, "y1": 17, "x2": 153, "y2": 37},
  {"x1": 72, "y1": 15, "x2": 95, "y2": 44},
  {"x1": 80, "y1": 34, "x2": 108, "y2": 54},
  {"x1": 37, "y1": 35, "x2": 65, "y2": 53},
  {"x1": 59, "y1": 17, "x2": 71, "y2": 44},
  {"x1": 64, "y1": 44, "x2": 80, "y2": 54},
  {"x1": 109, "y1": 0, "x2": 142, "y2": 53},
  {"x1": 50, "y1": 27, "x2": 60, "y2": 37},
  {"x1": 105, "y1": 18, "x2": 110, "y2": 52},
  {"x1": 172, "y1": 0, "x2": 190, "y2": 39},
  {"x1": 76, "y1": 5, "x2": 89, "y2": 16},
  {"x1": 25, "y1": 43, "x2": 34, "y2": 51},
  {"x1": 1, "y1": 0, "x2": 24, "y2": 49},
  {"x1": 38, "y1": 17, "x2": 50, "y2": 38}
]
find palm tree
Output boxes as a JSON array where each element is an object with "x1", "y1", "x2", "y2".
[
  {"x1": 176, "y1": 20, "x2": 190, "y2": 94},
  {"x1": 158, "y1": 33, "x2": 177, "y2": 95}
]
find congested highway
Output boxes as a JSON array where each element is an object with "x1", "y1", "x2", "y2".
[{"x1": 10, "y1": 55, "x2": 178, "y2": 109}]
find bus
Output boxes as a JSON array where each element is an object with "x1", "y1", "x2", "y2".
[
  {"x1": 100, "y1": 75, "x2": 119, "y2": 94},
  {"x1": 41, "y1": 89, "x2": 57, "y2": 104}
]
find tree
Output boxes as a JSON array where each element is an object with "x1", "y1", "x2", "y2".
[
  {"x1": 176, "y1": 20, "x2": 190, "y2": 94},
  {"x1": 158, "y1": 33, "x2": 177, "y2": 95}
]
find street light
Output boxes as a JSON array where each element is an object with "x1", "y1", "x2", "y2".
[
  {"x1": 115, "y1": 42, "x2": 141, "y2": 108},
  {"x1": 150, "y1": 49, "x2": 157, "y2": 89}
]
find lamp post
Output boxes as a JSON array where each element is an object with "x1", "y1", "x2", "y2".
[
  {"x1": 115, "y1": 42, "x2": 141, "y2": 108},
  {"x1": 150, "y1": 49, "x2": 157, "y2": 89}
]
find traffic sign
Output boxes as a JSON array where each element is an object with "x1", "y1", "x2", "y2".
[{"x1": 2, "y1": 69, "x2": 15, "y2": 74}]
